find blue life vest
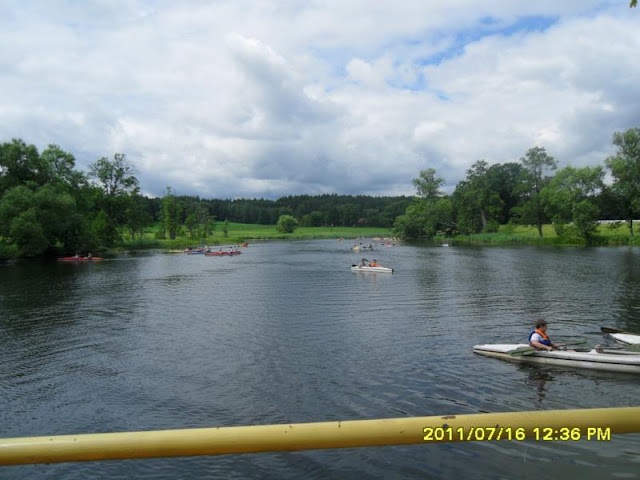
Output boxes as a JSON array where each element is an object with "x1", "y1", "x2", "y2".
[{"x1": 528, "y1": 328, "x2": 552, "y2": 346}]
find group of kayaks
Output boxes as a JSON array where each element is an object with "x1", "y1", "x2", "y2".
[
  {"x1": 58, "y1": 256, "x2": 103, "y2": 262},
  {"x1": 473, "y1": 328, "x2": 640, "y2": 374},
  {"x1": 166, "y1": 244, "x2": 248, "y2": 255}
]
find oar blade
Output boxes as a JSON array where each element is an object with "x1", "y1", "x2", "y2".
[
  {"x1": 508, "y1": 346, "x2": 535, "y2": 356},
  {"x1": 601, "y1": 327, "x2": 625, "y2": 334}
]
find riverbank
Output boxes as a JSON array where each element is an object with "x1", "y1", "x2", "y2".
[
  {"x1": 3, "y1": 221, "x2": 638, "y2": 261},
  {"x1": 119, "y1": 222, "x2": 395, "y2": 251},
  {"x1": 434, "y1": 222, "x2": 640, "y2": 247}
]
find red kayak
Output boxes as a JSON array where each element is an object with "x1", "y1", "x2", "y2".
[{"x1": 58, "y1": 257, "x2": 103, "y2": 262}]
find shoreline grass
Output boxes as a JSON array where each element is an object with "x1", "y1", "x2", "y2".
[
  {"x1": 434, "y1": 222, "x2": 640, "y2": 247},
  {"x1": 4, "y1": 222, "x2": 639, "y2": 260},
  {"x1": 119, "y1": 222, "x2": 395, "y2": 251}
]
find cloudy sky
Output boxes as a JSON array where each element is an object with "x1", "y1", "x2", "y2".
[{"x1": 1, "y1": 1, "x2": 639, "y2": 199}]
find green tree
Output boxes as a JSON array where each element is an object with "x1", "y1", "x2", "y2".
[
  {"x1": 412, "y1": 168, "x2": 444, "y2": 200},
  {"x1": 39, "y1": 144, "x2": 87, "y2": 190},
  {"x1": 517, "y1": 147, "x2": 557, "y2": 237},
  {"x1": 396, "y1": 168, "x2": 456, "y2": 238},
  {"x1": 605, "y1": 128, "x2": 640, "y2": 237},
  {"x1": 0, "y1": 184, "x2": 83, "y2": 256},
  {"x1": 89, "y1": 153, "x2": 139, "y2": 197},
  {"x1": 542, "y1": 166, "x2": 604, "y2": 242},
  {"x1": 0, "y1": 139, "x2": 41, "y2": 194},
  {"x1": 485, "y1": 162, "x2": 524, "y2": 224},
  {"x1": 451, "y1": 160, "x2": 503, "y2": 233},
  {"x1": 88, "y1": 153, "x2": 140, "y2": 246},
  {"x1": 276, "y1": 214, "x2": 298, "y2": 233},
  {"x1": 162, "y1": 187, "x2": 181, "y2": 240},
  {"x1": 124, "y1": 194, "x2": 153, "y2": 240}
]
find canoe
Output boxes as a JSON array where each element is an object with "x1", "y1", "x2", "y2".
[
  {"x1": 58, "y1": 257, "x2": 103, "y2": 262},
  {"x1": 205, "y1": 251, "x2": 242, "y2": 256},
  {"x1": 473, "y1": 344, "x2": 640, "y2": 374},
  {"x1": 610, "y1": 333, "x2": 640, "y2": 345},
  {"x1": 350, "y1": 264, "x2": 393, "y2": 274}
]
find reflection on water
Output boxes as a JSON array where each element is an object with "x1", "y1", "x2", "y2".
[{"x1": 1, "y1": 242, "x2": 639, "y2": 479}]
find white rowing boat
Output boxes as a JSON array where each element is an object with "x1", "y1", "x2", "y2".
[
  {"x1": 473, "y1": 344, "x2": 640, "y2": 374},
  {"x1": 610, "y1": 333, "x2": 640, "y2": 345},
  {"x1": 350, "y1": 264, "x2": 394, "y2": 274}
]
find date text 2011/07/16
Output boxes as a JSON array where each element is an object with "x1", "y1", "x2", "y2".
[{"x1": 422, "y1": 426, "x2": 612, "y2": 442}]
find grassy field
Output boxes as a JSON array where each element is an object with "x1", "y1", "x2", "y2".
[
  {"x1": 119, "y1": 220, "x2": 640, "y2": 250},
  {"x1": 119, "y1": 222, "x2": 395, "y2": 250}
]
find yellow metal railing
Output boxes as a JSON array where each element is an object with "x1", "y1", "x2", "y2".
[{"x1": 1, "y1": 407, "x2": 638, "y2": 465}]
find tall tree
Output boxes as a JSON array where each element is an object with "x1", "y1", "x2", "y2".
[
  {"x1": 518, "y1": 147, "x2": 557, "y2": 237},
  {"x1": 412, "y1": 168, "x2": 444, "y2": 200},
  {"x1": 0, "y1": 139, "x2": 41, "y2": 194},
  {"x1": 39, "y1": 145, "x2": 79, "y2": 186},
  {"x1": 541, "y1": 166, "x2": 604, "y2": 242},
  {"x1": 485, "y1": 162, "x2": 524, "y2": 224},
  {"x1": 162, "y1": 187, "x2": 181, "y2": 240},
  {"x1": 395, "y1": 168, "x2": 454, "y2": 238},
  {"x1": 88, "y1": 153, "x2": 140, "y2": 246},
  {"x1": 0, "y1": 184, "x2": 82, "y2": 256},
  {"x1": 605, "y1": 127, "x2": 640, "y2": 237},
  {"x1": 452, "y1": 160, "x2": 503, "y2": 233},
  {"x1": 89, "y1": 153, "x2": 139, "y2": 197}
]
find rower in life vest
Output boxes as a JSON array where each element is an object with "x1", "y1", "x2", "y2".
[{"x1": 528, "y1": 319, "x2": 558, "y2": 351}]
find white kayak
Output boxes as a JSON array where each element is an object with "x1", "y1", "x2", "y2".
[
  {"x1": 350, "y1": 264, "x2": 394, "y2": 274},
  {"x1": 610, "y1": 333, "x2": 640, "y2": 345},
  {"x1": 473, "y1": 344, "x2": 640, "y2": 374}
]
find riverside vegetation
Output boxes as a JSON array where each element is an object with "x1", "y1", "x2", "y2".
[{"x1": 1, "y1": 127, "x2": 639, "y2": 259}]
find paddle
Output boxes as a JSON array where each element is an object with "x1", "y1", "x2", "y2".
[
  {"x1": 600, "y1": 327, "x2": 627, "y2": 334},
  {"x1": 508, "y1": 340, "x2": 589, "y2": 357}
]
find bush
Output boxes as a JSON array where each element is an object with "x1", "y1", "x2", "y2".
[
  {"x1": 0, "y1": 242, "x2": 18, "y2": 261},
  {"x1": 483, "y1": 220, "x2": 500, "y2": 233},
  {"x1": 276, "y1": 215, "x2": 299, "y2": 234}
]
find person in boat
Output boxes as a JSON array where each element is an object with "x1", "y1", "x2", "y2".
[
  {"x1": 369, "y1": 259, "x2": 379, "y2": 267},
  {"x1": 528, "y1": 319, "x2": 559, "y2": 351},
  {"x1": 359, "y1": 258, "x2": 368, "y2": 267},
  {"x1": 87, "y1": 252, "x2": 92, "y2": 259}
]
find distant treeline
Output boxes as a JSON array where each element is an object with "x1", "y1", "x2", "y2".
[
  {"x1": 151, "y1": 194, "x2": 412, "y2": 228},
  {"x1": 395, "y1": 127, "x2": 640, "y2": 244},
  {"x1": 2, "y1": 127, "x2": 639, "y2": 257},
  {"x1": 0, "y1": 138, "x2": 410, "y2": 257}
]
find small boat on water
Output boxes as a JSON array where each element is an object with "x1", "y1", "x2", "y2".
[
  {"x1": 610, "y1": 333, "x2": 640, "y2": 345},
  {"x1": 473, "y1": 344, "x2": 640, "y2": 374},
  {"x1": 58, "y1": 257, "x2": 103, "y2": 262},
  {"x1": 205, "y1": 251, "x2": 242, "y2": 256},
  {"x1": 600, "y1": 327, "x2": 640, "y2": 345},
  {"x1": 351, "y1": 264, "x2": 393, "y2": 274}
]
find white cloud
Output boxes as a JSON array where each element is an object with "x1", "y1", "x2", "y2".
[{"x1": 0, "y1": 1, "x2": 639, "y2": 199}]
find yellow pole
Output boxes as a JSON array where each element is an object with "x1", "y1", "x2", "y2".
[{"x1": 0, "y1": 407, "x2": 638, "y2": 465}]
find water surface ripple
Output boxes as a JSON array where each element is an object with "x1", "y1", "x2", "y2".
[{"x1": 1, "y1": 241, "x2": 639, "y2": 479}]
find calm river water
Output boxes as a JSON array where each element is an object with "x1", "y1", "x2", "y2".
[{"x1": 1, "y1": 240, "x2": 639, "y2": 479}]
